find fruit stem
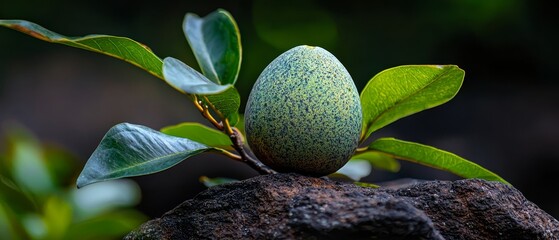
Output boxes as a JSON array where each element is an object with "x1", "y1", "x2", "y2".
[
  {"x1": 212, "y1": 148, "x2": 242, "y2": 160},
  {"x1": 193, "y1": 96, "x2": 276, "y2": 175},
  {"x1": 355, "y1": 146, "x2": 369, "y2": 153}
]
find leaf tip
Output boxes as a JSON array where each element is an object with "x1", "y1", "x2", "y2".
[
  {"x1": 76, "y1": 174, "x2": 91, "y2": 189},
  {"x1": 76, "y1": 164, "x2": 103, "y2": 189},
  {"x1": 184, "y1": 12, "x2": 201, "y2": 25},
  {"x1": 76, "y1": 166, "x2": 110, "y2": 189}
]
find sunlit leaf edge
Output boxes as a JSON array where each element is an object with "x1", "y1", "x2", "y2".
[
  {"x1": 360, "y1": 65, "x2": 465, "y2": 141},
  {"x1": 0, "y1": 19, "x2": 164, "y2": 78},
  {"x1": 369, "y1": 137, "x2": 509, "y2": 185}
]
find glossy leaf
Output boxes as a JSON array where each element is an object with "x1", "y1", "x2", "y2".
[
  {"x1": 163, "y1": 57, "x2": 241, "y2": 122},
  {"x1": 184, "y1": 9, "x2": 241, "y2": 85},
  {"x1": 199, "y1": 176, "x2": 238, "y2": 188},
  {"x1": 333, "y1": 159, "x2": 372, "y2": 181},
  {"x1": 351, "y1": 151, "x2": 400, "y2": 172},
  {"x1": 0, "y1": 20, "x2": 163, "y2": 78},
  {"x1": 162, "y1": 57, "x2": 232, "y2": 94},
  {"x1": 77, "y1": 123, "x2": 215, "y2": 188},
  {"x1": 161, "y1": 122, "x2": 232, "y2": 149},
  {"x1": 1, "y1": 19, "x2": 241, "y2": 125},
  {"x1": 368, "y1": 138, "x2": 509, "y2": 184},
  {"x1": 360, "y1": 65, "x2": 465, "y2": 140}
]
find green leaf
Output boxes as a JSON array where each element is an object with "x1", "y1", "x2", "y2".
[
  {"x1": 198, "y1": 176, "x2": 238, "y2": 188},
  {"x1": 0, "y1": 20, "x2": 163, "y2": 78},
  {"x1": 162, "y1": 57, "x2": 233, "y2": 94},
  {"x1": 332, "y1": 159, "x2": 372, "y2": 181},
  {"x1": 63, "y1": 210, "x2": 146, "y2": 240},
  {"x1": 184, "y1": 9, "x2": 242, "y2": 85},
  {"x1": 0, "y1": 19, "x2": 241, "y2": 126},
  {"x1": 351, "y1": 151, "x2": 400, "y2": 172},
  {"x1": 161, "y1": 122, "x2": 232, "y2": 149},
  {"x1": 360, "y1": 65, "x2": 465, "y2": 140},
  {"x1": 354, "y1": 182, "x2": 380, "y2": 188},
  {"x1": 368, "y1": 138, "x2": 509, "y2": 184},
  {"x1": 77, "y1": 123, "x2": 215, "y2": 188},
  {"x1": 234, "y1": 114, "x2": 246, "y2": 136},
  {"x1": 202, "y1": 88, "x2": 241, "y2": 125},
  {"x1": 163, "y1": 57, "x2": 241, "y2": 121}
]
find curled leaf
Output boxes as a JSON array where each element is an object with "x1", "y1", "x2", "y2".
[{"x1": 184, "y1": 9, "x2": 242, "y2": 85}]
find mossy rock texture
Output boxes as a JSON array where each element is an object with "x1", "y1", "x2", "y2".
[{"x1": 245, "y1": 45, "x2": 362, "y2": 176}]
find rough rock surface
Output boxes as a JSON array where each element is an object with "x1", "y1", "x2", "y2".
[{"x1": 125, "y1": 173, "x2": 558, "y2": 239}]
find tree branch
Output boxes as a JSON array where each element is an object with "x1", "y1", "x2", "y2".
[
  {"x1": 228, "y1": 126, "x2": 277, "y2": 175},
  {"x1": 193, "y1": 97, "x2": 276, "y2": 175}
]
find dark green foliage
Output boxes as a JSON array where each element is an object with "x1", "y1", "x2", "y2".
[{"x1": 0, "y1": 8, "x2": 509, "y2": 188}]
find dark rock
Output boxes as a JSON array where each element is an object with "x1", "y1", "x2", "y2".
[
  {"x1": 125, "y1": 173, "x2": 558, "y2": 240},
  {"x1": 385, "y1": 179, "x2": 559, "y2": 239}
]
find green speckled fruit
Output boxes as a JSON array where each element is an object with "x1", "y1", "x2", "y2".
[{"x1": 244, "y1": 45, "x2": 362, "y2": 176}]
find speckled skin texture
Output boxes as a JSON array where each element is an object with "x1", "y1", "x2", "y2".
[{"x1": 245, "y1": 45, "x2": 362, "y2": 176}]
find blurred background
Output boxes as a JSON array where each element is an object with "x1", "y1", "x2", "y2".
[{"x1": 1, "y1": 0, "x2": 557, "y2": 231}]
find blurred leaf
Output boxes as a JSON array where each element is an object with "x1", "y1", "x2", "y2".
[
  {"x1": 0, "y1": 174, "x2": 36, "y2": 214},
  {"x1": 7, "y1": 127, "x2": 55, "y2": 195},
  {"x1": 63, "y1": 210, "x2": 146, "y2": 240},
  {"x1": 199, "y1": 176, "x2": 238, "y2": 187},
  {"x1": 0, "y1": 202, "x2": 28, "y2": 240},
  {"x1": 42, "y1": 145, "x2": 80, "y2": 187},
  {"x1": 162, "y1": 57, "x2": 233, "y2": 94},
  {"x1": 71, "y1": 179, "x2": 141, "y2": 220},
  {"x1": 351, "y1": 151, "x2": 400, "y2": 172},
  {"x1": 360, "y1": 65, "x2": 464, "y2": 140},
  {"x1": 0, "y1": 203, "x2": 12, "y2": 240},
  {"x1": 77, "y1": 123, "x2": 216, "y2": 188},
  {"x1": 43, "y1": 196, "x2": 72, "y2": 239},
  {"x1": 332, "y1": 159, "x2": 372, "y2": 181},
  {"x1": 0, "y1": 20, "x2": 164, "y2": 78},
  {"x1": 0, "y1": 123, "x2": 146, "y2": 240},
  {"x1": 184, "y1": 9, "x2": 242, "y2": 85},
  {"x1": 22, "y1": 214, "x2": 46, "y2": 239},
  {"x1": 161, "y1": 122, "x2": 232, "y2": 149},
  {"x1": 368, "y1": 138, "x2": 509, "y2": 184}
]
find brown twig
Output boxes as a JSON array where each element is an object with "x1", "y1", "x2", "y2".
[
  {"x1": 193, "y1": 95, "x2": 223, "y2": 130},
  {"x1": 193, "y1": 96, "x2": 276, "y2": 175}
]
